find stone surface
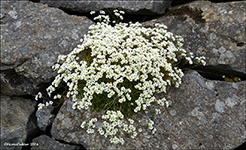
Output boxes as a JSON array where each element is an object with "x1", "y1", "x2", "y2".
[
  {"x1": 0, "y1": 69, "x2": 40, "y2": 96},
  {"x1": 143, "y1": 1, "x2": 246, "y2": 75},
  {"x1": 36, "y1": 105, "x2": 55, "y2": 131},
  {"x1": 31, "y1": 135, "x2": 82, "y2": 150},
  {"x1": 1, "y1": 0, "x2": 246, "y2": 149},
  {"x1": 51, "y1": 70, "x2": 246, "y2": 149},
  {"x1": 0, "y1": 94, "x2": 36, "y2": 150},
  {"x1": 0, "y1": 1, "x2": 93, "y2": 96},
  {"x1": 40, "y1": 0, "x2": 172, "y2": 15}
]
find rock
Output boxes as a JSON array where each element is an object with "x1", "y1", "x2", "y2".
[
  {"x1": 40, "y1": 0, "x2": 172, "y2": 15},
  {"x1": 143, "y1": 1, "x2": 246, "y2": 75},
  {"x1": 0, "y1": 70, "x2": 40, "y2": 96},
  {"x1": 50, "y1": 70, "x2": 246, "y2": 149},
  {"x1": 0, "y1": 1, "x2": 93, "y2": 96},
  {"x1": 36, "y1": 105, "x2": 55, "y2": 131},
  {"x1": 0, "y1": 94, "x2": 36, "y2": 150},
  {"x1": 155, "y1": 70, "x2": 245, "y2": 149},
  {"x1": 31, "y1": 135, "x2": 82, "y2": 150},
  {"x1": 1, "y1": 0, "x2": 245, "y2": 149}
]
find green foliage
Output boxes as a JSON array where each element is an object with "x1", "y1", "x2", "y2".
[{"x1": 223, "y1": 75, "x2": 241, "y2": 82}]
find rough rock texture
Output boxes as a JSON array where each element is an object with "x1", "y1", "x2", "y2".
[
  {"x1": 143, "y1": 1, "x2": 246, "y2": 76},
  {"x1": 40, "y1": 0, "x2": 172, "y2": 15},
  {"x1": 31, "y1": 135, "x2": 82, "y2": 150},
  {"x1": 0, "y1": 94, "x2": 36, "y2": 150},
  {"x1": 51, "y1": 70, "x2": 246, "y2": 149},
  {"x1": 0, "y1": 1, "x2": 93, "y2": 96},
  {"x1": 0, "y1": 70, "x2": 40, "y2": 96},
  {"x1": 1, "y1": 0, "x2": 246, "y2": 150},
  {"x1": 36, "y1": 105, "x2": 55, "y2": 131}
]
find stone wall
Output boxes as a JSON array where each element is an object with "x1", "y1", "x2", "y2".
[{"x1": 1, "y1": 0, "x2": 245, "y2": 149}]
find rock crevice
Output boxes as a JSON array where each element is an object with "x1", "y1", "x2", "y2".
[{"x1": 1, "y1": 0, "x2": 245, "y2": 150}]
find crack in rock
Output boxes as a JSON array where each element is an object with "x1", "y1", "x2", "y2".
[{"x1": 193, "y1": 64, "x2": 246, "y2": 81}]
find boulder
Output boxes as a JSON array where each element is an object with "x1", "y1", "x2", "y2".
[
  {"x1": 36, "y1": 105, "x2": 55, "y2": 132},
  {"x1": 31, "y1": 135, "x2": 82, "y2": 150},
  {"x1": 0, "y1": 94, "x2": 37, "y2": 150},
  {"x1": 40, "y1": 0, "x2": 172, "y2": 15},
  {"x1": 51, "y1": 70, "x2": 246, "y2": 149},
  {"x1": 0, "y1": 1, "x2": 93, "y2": 96},
  {"x1": 143, "y1": 1, "x2": 246, "y2": 78},
  {"x1": 1, "y1": 0, "x2": 245, "y2": 149}
]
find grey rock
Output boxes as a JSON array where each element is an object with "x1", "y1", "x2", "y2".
[
  {"x1": 1, "y1": 1, "x2": 245, "y2": 149},
  {"x1": 40, "y1": 0, "x2": 172, "y2": 15},
  {"x1": 0, "y1": 70, "x2": 39, "y2": 96},
  {"x1": 50, "y1": 70, "x2": 245, "y2": 149},
  {"x1": 0, "y1": 94, "x2": 36, "y2": 150},
  {"x1": 143, "y1": 1, "x2": 246, "y2": 75},
  {"x1": 36, "y1": 106, "x2": 55, "y2": 131},
  {"x1": 31, "y1": 135, "x2": 81, "y2": 150},
  {"x1": 0, "y1": 1, "x2": 93, "y2": 96}
]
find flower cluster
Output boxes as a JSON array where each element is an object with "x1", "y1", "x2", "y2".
[
  {"x1": 37, "y1": 101, "x2": 53, "y2": 110},
  {"x1": 35, "y1": 92, "x2": 42, "y2": 101},
  {"x1": 79, "y1": 110, "x2": 141, "y2": 145},
  {"x1": 35, "y1": 9, "x2": 206, "y2": 145}
]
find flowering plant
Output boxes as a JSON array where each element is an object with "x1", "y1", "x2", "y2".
[{"x1": 35, "y1": 10, "x2": 206, "y2": 144}]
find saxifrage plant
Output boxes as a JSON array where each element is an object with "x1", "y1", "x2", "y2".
[{"x1": 35, "y1": 9, "x2": 206, "y2": 145}]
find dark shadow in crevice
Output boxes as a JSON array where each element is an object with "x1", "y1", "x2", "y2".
[
  {"x1": 209, "y1": 0, "x2": 241, "y2": 3},
  {"x1": 29, "y1": 0, "x2": 40, "y2": 2},
  {"x1": 171, "y1": 0, "x2": 194, "y2": 7},
  {"x1": 21, "y1": 97, "x2": 85, "y2": 150},
  {"x1": 60, "y1": 7, "x2": 162, "y2": 24},
  {"x1": 0, "y1": 69, "x2": 53, "y2": 98},
  {"x1": 237, "y1": 42, "x2": 244, "y2": 47},
  {"x1": 21, "y1": 111, "x2": 42, "y2": 150},
  {"x1": 234, "y1": 142, "x2": 246, "y2": 150},
  {"x1": 53, "y1": 138, "x2": 86, "y2": 150},
  {"x1": 192, "y1": 64, "x2": 246, "y2": 81},
  {"x1": 29, "y1": 0, "x2": 163, "y2": 23},
  {"x1": 17, "y1": 94, "x2": 35, "y2": 100}
]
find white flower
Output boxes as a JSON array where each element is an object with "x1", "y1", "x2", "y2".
[
  {"x1": 90, "y1": 11, "x2": 96, "y2": 15},
  {"x1": 81, "y1": 121, "x2": 86, "y2": 128},
  {"x1": 72, "y1": 102, "x2": 77, "y2": 109},
  {"x1": 38, "y1": 103, "x2": 44, "y2": 110},
  {"x1": 131, "y1": 131, "x2": 137, "y2": 139},
  {"x1": 155, "y1": 109, "x2": 161, "y2": 115},
  {"x1": 100, "y1": 10, "x2": 105, "y2": 14},
  {"x1": 152, "y1": 128, "x2": 157, "y2": 134},
  {"x1": 119, "y1": 15, "x2": 123, "y2": 20},
  {"x1": 148, "y1": 124, "x2": 153, "y2": 130},
  {"x1": 119, "y1": 138, "x2": 125, "y2": 145},
  {"x1": 110, "y1": 138, "x2": 114, "y2": 143},
  {"x1": 35, "y1": 95, "x2": 39, "y2": 101},
  {"x1": 86, "y1": 128, "x2": 94, "y2": 134},
  {"x1": 115, "y1": 12, "x2": 120, "y2": 17},
  {"x1": 201, "y1": 60, "x2": 206, "y2": 66},
  {"x1": 35, "y1": 92, "x2": 42, "y2": 101},
  {"x1": 165, "y1": 101, "x2": 170, "y2": 107},
  {"x1": 119, "y1": 10, "x2": 125, "y2": 14}
]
